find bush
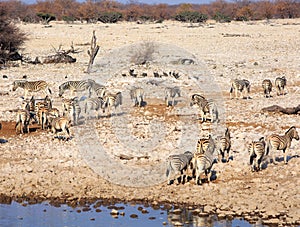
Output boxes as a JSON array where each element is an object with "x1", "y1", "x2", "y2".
[
  {"x1": 174, "y1": 11, "x2": 208, "y2": 23},
  {"x1": 213, "y1": 12, "x2": 231, "y2": 23},
  {"x1": 36, "y1": 12, "x2": 56, "y2": 24},
  {"x1": 98, "y1": 12, "x2": 122, "y2": 23},
  {"x1": 0, "y1": 7, "x2": 27, "y2": 65}
]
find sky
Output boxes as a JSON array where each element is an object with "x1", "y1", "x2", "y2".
[{"x1": 21, "y1": 0, "x2": 213, "y2": 5}]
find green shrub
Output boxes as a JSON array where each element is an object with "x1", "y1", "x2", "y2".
[
  {"x1": 98, "y1": 12, "x2": 122, "y2": 23},
  {"x1": 174, "y1": 11, "x2": 208, "y2": 23},
  {"x1": 213, "y1": 12, "x2": 231, "y2": 23}
]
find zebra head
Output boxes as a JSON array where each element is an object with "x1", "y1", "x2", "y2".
[
  {"x1": 12, "y1": 80, "x2": 25, "y2": 91},
  {"x1": 289, "y1": 126, "x2": 299, "y2": 140},
  {"x1": 58, "y1": 83, "x2": 67, "y2": 97}
]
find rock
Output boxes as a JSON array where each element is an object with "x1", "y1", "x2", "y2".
[{"x1": 110, "y1": 209, "x2": 119, "y2": 215}]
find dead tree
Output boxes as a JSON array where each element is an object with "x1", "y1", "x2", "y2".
[
  {"x1": 43, "y1": 43, "x2": 80, "y2": 64},
  {"x1": 262, "y1": 104, "x2": 300, "y2": 115},
  {"x1": 86, "y1": 31, "x2": 100, "y2": 73}
]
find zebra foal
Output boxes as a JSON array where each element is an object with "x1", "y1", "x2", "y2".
[{"x1": 190, "y1": 94, "x2": 218, "y2": 122}]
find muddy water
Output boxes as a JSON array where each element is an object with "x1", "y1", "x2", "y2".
[{"x1": 0, "y1": 200, "x2": 264, "y2": 227}]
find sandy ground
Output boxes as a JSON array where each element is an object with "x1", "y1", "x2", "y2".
[{"x1": 0, "y1": 19, "x2": 300, "y2": 226}]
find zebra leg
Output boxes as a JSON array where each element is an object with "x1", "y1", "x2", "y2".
[
  {"x1": 283, "y1": 148, "x2": 288, "y2": 164},
  {"x1": 271, "y1": 148, "x2": 278, "y2": 165}
]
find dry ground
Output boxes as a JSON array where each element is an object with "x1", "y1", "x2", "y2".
[{"x1": 0, "y1": 19, "x2": 300, "y2": 226}]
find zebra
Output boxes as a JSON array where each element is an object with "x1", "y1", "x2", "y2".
[
  {"x1": 216, "y1": 128, "x2": 231, "y2": 162},
  {"x1": 37, "y1": 106, "x2": 60, "y2": 130},
  {"x1": 190, "y1": 94, "x2": 218, "y2": 122},
  {"x1": 90, "y1": 81, "x2": 107, "y2": 98},
  {"x1": 166, "y1": 151, "x2": 193, "y2": 185},
  {"x1": 165, "y1": 86, "x2": 181, "y2": 106},
  {"x1": 275, "y1": 76, "x2": 287, "y2": 96},
  {"x1": 15, "y1": 109, "x2": 30, "y2": 134},
  {"x1": 83, "y1": 97, "x2": 105, "y2": 120},
  {"x1": 248, "y1": 137, "x2": 266, "y2": 172},
  {"x1": 266, "y1": 126, "x2": 299, "y2": 164},
  {"x1": 62, "y1": 97, "x2": 81, "y2": 125},
  {"x1": 193, "y1": 135, "x2": 216, "y2": 185},
  {"x1": 229, "y1": 79, "x2": 250, "y2": 99},
  {"x1": 11, "y1": 80, "x2": 52, "y2": 99},
  {"x1": 130, "y1": 87, "x2": 144, "y2": 107},
  {"x1": 262, "y1": 79, "x2": 272, "y2": 98},
  {"x1": 58, "y1": 79, "x2": 94, "y2": 97},
  {"x1": 34, "y1": 95, "x2": 53, "y2": 125},
  {"x1": 196, "y1": 135, "x2": 212, "y2": 154},
  {"x1": 48, "y1": 116, "x2": 71, "y2": 140},
  {"x1": 103, "y1": 92, "x2": 122, "y2": 116}
]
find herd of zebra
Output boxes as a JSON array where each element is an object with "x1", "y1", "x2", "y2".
[
  {"x1": 166, "y1": 75, "x2": 297, "y2": 185},
  {"x1": 7, "y1": 74, "x2": 297, "y2": 185}
]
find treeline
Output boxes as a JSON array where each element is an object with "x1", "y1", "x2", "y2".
[{"x1": 0, "y1": 0, "x2": 300, "y2": 24}]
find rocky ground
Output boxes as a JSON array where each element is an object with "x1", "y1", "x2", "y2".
[{"x1": 0, "y1": 19, "x2": 299, "y2": 226}]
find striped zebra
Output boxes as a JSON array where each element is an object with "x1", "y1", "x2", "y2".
[
  {"x1": 12, "y1": 80, "x2": 52, "y2": 99},
  {"x1": 15, "y1": 109, "x2": 30, "y2": 134},
  {"x1": 62, "y1": 97, "x2": 81, "y2": 125},
  {"x1": 103, "y1": 92, "x2": 122, "y2": 116},
  {"x1": 48, "y1": 116, "x2": 71, "y2": 140},
  {"x1": 190, "y1": 94, "x2": 218, "y2": 122},
  {"x1": 193, "y1": 135, "x2": 216, "y2": 185},
  {"x1": 165, "y1": 86, "x2": 181, "y2": 107},
  {"x1": 216, "y1": 128, "x2": 231, "y2": 162},
  {"x1": 248, "y1": 137, "x2": 266, "y2": 172},
  {"x1": 166, "y1": 151, "x2": 193, "y2": 185},
  {"x1": 37, "y1": 106, "x2": 60, "y2": 130},
  {"x1": 266, "y1": 126, "x2": 299, "y2": 164},
  {"x1": 196, "y1": 135, "x2": 212, "y2": 154},
  {"x1": 130, "y1": 87, "x2": 144, "y2": 107},
  {"x1": 275, "y1": 76, "x2": 287, "y2": 96},
  {"x1": 90, "y1": 81, "x2": 107, "y2": 98},
  {"x1": 229, "y1": 79, "x2": 250, "y2": 99},
  {"x1": 83, "y1": 97, "x2": 105, "y2": 120},
  {"x1": 262, "y1": 79, "x2": 272, "y2": 98},
  {"x1": 58, "y1": 79, "x2": 94, "y2": 97}
]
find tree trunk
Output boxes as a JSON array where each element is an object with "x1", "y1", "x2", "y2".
[
  {"x1": 261, "y1": 104, "x2": 300, "y2": 114},
  {"x1": 86, "y1": 30, "x2": 100, "y2": 73}
]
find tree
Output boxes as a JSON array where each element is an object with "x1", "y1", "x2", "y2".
[{"x1": 0, "y1": 5, "x2": 27, "y2": 65}]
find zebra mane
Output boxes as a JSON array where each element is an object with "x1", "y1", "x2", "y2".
[{"x1": 286, "y1": 126, "x2": 296, "y2": 134}]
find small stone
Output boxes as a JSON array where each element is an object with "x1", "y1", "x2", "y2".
[
  {"x1": 130, "y1": 214, "x2": 138, "y2": 219},
  {"x1": 110, "y1": 209, "x2": 119, "y2": 215}
]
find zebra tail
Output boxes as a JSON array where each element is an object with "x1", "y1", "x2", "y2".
[
  {"x1": 229, "y1": 86, "x2": 233, "y2": 93},
  {"x1": 48, "y1": 88, "x2": 52, "y2": 94},
  {"x1": 166, "y1": 160, "x2": 172, "y2": 177}
]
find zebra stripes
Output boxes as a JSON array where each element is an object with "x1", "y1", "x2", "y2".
[
  {"x1": 193, "y1": 136, "x2": 216, "y2": 185},
  {"x1": 62, "y1": 97, "x2": 81, "y2": 125},
  {"x1": 58, "y1": 79, "x2": 94, "y2": 97},
  {"x1": 266, "y1": 126, "x2": 299, "y2": 164},
  {"x1": 248, "y1": 137, "x2": 266, "y2": 171},
  {"x1": 216, "y1": 128, "x2": 231, "y2": 162},
  {"x1": 262, "y1": 79, "x2": 272, "y2": 98},
  {"x1": 130, "y1": 87, "x2": 144, "y2": 107},
  {"x1": 229, "y1": 79, "x2": 250, "y2": 99},
  {"x1": 12, "y1": 80, "x2": 52, "y2": 99},
  {"x1": 190, "y1": 94, "x2": 218, "y2": 122},
  {"x1": 196, "y1": 135, "x2": 211, "y2": 154},
  {"x1": 103, "y1": 92, "x2": 122, "y2": 116},
  {"x1": 15, "y1": 109, "x2": 30, "y2": 134},
  {"x1": 83, "y1": 97, "x2": 105, "y2": 119},
  {"x1": 48, "y1": 116, "x2": 71, "y2": 140},
  {"x1": 275, "y1": 76, "x2": 287, "y2": 96},
  {"x1": 165, "y1": 86, "x2": 181, "y2": 106},
  {"x1": 166, "y1": 151, "x2": 193, "y2": 185},
  {"x1": 90, "y1": 81, "x2": 107, "y2": 98}
]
